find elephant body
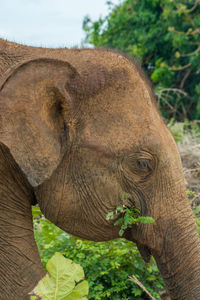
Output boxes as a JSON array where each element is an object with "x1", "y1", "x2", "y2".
[{"x1": 0, "y1": 38, "x2": 200, "y2": 299}]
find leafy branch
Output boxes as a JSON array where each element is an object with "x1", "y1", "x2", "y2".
[
  {"x1": 171, "y1": 0, "x2": 200, "y2": 14},
  {"x1": 106, "y1": 194, "x2": 154, "y2": 237}
]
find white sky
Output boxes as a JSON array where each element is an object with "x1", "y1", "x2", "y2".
[{"x1": 0, "y1": 0, "x2": 120, "y2": 48}]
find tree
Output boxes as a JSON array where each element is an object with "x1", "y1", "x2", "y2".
[{"x1": 83, "y1": 0, "x2": 200, "y2": 121}]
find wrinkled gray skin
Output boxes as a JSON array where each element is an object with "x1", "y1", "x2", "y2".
[{"x1": 0, "y1": 39, "x2": 200, "y2": 300}]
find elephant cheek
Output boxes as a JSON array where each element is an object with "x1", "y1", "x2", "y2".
[{"x1": 34, "y1": 176, "x2": 76, "y2": 227}]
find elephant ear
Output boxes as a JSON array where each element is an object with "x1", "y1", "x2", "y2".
[{"x1": 0, "y1": 58, "x2": 78, "y2": 187}]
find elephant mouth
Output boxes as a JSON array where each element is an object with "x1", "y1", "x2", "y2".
[
  {"x1": 136, "y1": 242, "x2": 152, "y2": 263},
  {"x1": 123, "y1": 228, "x2": 152, "y2": 263}
]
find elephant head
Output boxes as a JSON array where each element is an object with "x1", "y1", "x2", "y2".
[{"x1": 0, "y1": 43, "x2": 200, "y2": 299}]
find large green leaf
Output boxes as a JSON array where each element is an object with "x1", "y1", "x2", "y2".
[
  {"x1": 65, "y1": 281, "x2": 89, "y2": 300},
  {"x1": 33, "y1": 253, "x2": 89, "y2": 300},
  {"x1": 46, "y1": 252, "x2": 84, "y2": 282}
]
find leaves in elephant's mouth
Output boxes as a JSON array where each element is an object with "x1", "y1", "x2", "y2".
[{"x1": 106, "y1": 193, "x2": 154, "y2": 236}]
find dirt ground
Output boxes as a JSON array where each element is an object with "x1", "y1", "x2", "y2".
[{"x1": 178, "y1": 135, "x2": 200, "y2": 208}]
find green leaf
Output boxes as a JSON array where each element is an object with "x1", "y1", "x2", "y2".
[
  {"x1": 33, "y1": 253, "x2": 88, "y2": 300},
  {"x1": 123, "y1": 213, "x2": 131, "y2": 225},
  {"x1": 193, "y1": 205, "x2": 200, "y2": 216},
  {"x1": 114, "y1": 218, "x2": 124, "y2": 226},
  {"x1": 168, "y1": 26, "x2": 175, "y2": 32},
  {"x1": 106, "y1": 212, "x2": 114, "y2": 220},
  {"x1": 122, "y1": 193, "x2": 131, "y2": 200},
  {"x1": 46, "y1": 253, "x2": 84, "y2": 282},
  {"x1": 32, "y1": 206, "x2": 42, "y2": 219},
  {"x1": 119, "y1": 228, "x2": 125, "y2": 236},
  {"x1": 175, "y1": 51, "x2": 180, "y2": 58},
  {"x1": 137, "y1": 216, "x2": 155, "y2": 224},
  {"x1": 65, "y1": 281, "x2": 89, "y2": 300},
  {"x1": 115, "y1": 206, "x2": 124, "y2": 212}
]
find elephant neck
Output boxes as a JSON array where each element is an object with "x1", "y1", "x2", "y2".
[{"x1": 0, "y1": 145, "x2": 44, "y2": 300}]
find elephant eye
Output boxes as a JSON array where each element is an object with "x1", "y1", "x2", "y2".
[
  {"x1": 125, "y1": 151, "x2": 155, "y2": 180},
  {"x1": 137, "y1": 159, "x2": 151, "y2": 171}
]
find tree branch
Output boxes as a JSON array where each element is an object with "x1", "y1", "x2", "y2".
[
  {"x1": 170, "y1": 28, "x2": 200, "y2": 36},
  {"x1": 170, "y1": 63, "x2": 191, "y2": 71},
  {"x1": 180, "y1": 68, "x2": 191, "y2": 89},
  {"x1": 181, "y1": 43, "x2": 200, "y2": 57},
  {"x1": 185, "y1": 0, "x2": 200, "y2": 13},
  {"x1": 129, "y1": 276, "x2": 156, "y2": 300},
  {"x1": 171, "y1": 0, "x2": 200, "y2": 14}
]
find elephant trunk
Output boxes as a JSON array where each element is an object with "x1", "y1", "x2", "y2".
[
  {"x1": 151, "y1": 203, "x2": 200, "y2": 300},
  {"x1": 127, "y1": 178, "x2": 200, "y2": 300}
]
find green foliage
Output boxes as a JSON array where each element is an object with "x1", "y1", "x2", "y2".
[
  {"x1": 193, "y1": 212, "x2": 200, "y2": 236},
  {"x1": 83, "y1": 0, "x2": 200, "y2": 121},
  {"x1": 32, "y1": 252, "x2": 88, "y2": 300},
  {"x1": 167, "y1": 118, "x2": 185, "y2": 142},
  {"x1": 106, "y1": 200, "x2": 154, "y2": 236},
  {"x1": 187, "y1": 189, "x2": 200, "y2": 235},
  {"x1": 33, "y1": 183, "x2": 200, "y2": 299},
  {"x1": 33, "y1": 207, "x2": 164, "y2": 299},
  {"x1": 168, "y1": 119, "x2": 200, "y2": 142}
]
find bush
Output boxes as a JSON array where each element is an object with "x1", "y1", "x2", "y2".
[
  {"x1": 83, "y1": 0, "x2": 200, "y2": 121},
  {"x1": 33, "y1": 208, "x2": 164, "y2": 299},
  {"x1": 168, "y1": 119, "x2": 200, "y2": 142}
]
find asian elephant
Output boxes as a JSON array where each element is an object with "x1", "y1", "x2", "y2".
[{"x1": 0, "y1": 38, "x2": 200, "y2": 300}]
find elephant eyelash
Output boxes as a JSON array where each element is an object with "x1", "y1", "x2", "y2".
[{"x1": 137, "y1": 159, "x2": 151, "y2": 171}]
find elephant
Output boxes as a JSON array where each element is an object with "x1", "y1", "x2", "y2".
[{"x1": 0, "y1": 38, "x2": 200, "y2": 300}]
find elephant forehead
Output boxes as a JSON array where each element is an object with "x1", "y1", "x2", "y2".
[
  {"x1": 80, "y1": 98, "x2": 160, "y2": 155},
  {"x1": 77, "y1": 62, "x2": 163, "y2": 155}
]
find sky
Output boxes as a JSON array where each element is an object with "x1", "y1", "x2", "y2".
[{"x1": 0, "y1": 0, "x2": 120, "y2": 48}]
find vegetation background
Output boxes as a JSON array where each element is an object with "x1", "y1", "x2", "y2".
[
  {"x1": 33, "y1": 1, "x2": 200, "y2": 299},
  {"x1": 83, "y1": 0, "x2": 200, "y2": 121}
]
